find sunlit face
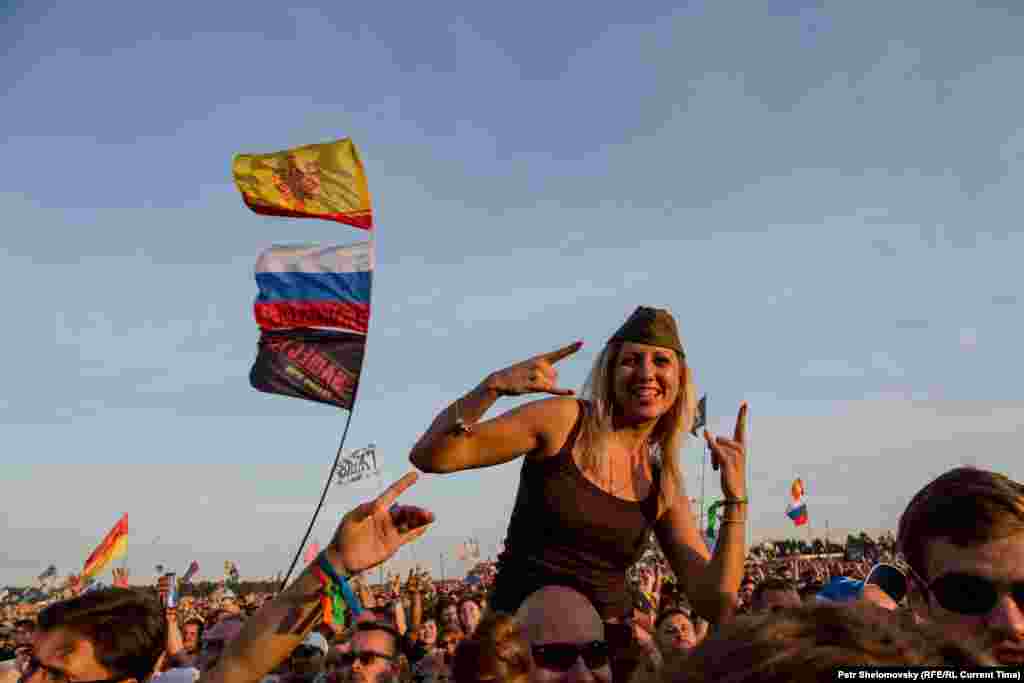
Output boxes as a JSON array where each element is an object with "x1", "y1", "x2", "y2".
[
  {"x1": 182, "y1": 624, "x2": 201, "y2": 653},
  {"x1": 612, "y1": 343, "x2": 681, "y2": 424},
  {"x1": 15, "y1": 624, "x2": 36, "y2": 648},
  {"x1": 458, "y1": 601, "x2": 481, "y2": 635},
  {"x1": 341, "y1": 629, "x2": 396, "y2": 683},
  {"x1": 25, "y1": 628, "x2": 118, "y2": 683},
  {"x1": 419, "y1": 619, "x2": 438, "y2": 646},
  {"x1": 916, "y1": 535, "x2": 1024, "y2": 666},
  {"x1": 655, "y1": 614, "x2": 696, "y2": 653}
]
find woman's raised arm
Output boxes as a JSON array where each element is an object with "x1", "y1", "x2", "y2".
[{"x1": 409, "y1": 342, "x2": 582, "y2": 474}]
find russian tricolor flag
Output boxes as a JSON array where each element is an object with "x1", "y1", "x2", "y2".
[
  {"x1": 786, "y1": 478, "x2": 809, "y2": 526},
  {"x1": 787, "y1": 499, "x2": 809, "y2": 526},
  {"x1": 254, "y1": 242, "x2": 372, "y2": 333}
]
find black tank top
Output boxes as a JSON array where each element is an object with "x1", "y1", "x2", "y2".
[{"x1": 491, "y1": 400, "x2": 661, "y2": 620}]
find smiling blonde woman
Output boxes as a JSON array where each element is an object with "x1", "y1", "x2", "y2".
[{"x1": 410, "y1": 307, "x2": 749, "y2": 679}]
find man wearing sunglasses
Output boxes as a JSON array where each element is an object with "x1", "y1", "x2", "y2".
[
  {"x1": 337, "y1": 623, "x2": 398, "y2": 683},
  {"x1": 898, "y1": 466, "x2": 1024, "y2": 666},
  {"x1": 16, "y1": 474, "x2": 432, "y2": 683},
  {"x1": 516, "y1": 586, "x2": 611, "y2": 683},
  {"x1": 284, "y1": 633, "x2": 328, "y2": 683}
]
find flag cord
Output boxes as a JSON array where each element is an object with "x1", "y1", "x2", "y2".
[{"x1": 278, "y1": 408, "x2": 355, "y2": 591}]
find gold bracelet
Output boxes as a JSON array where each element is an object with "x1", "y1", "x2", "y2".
[
  {"x1": 722, "y1": 497, "x2": 748, "y2": 505},
  {"x1": 721, "y1": 518, "x2": 747, "y2": 524}
]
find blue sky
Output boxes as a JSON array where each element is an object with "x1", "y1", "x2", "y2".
[{"x1": 2, "y1": 0, "x2": 1022, "y2": 586}]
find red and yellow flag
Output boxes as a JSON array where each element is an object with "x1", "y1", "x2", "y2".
[
  {"x1": 232, "y1": 137, "x2": 372, "y2": 229},
  {"x1": 81, "y1": 514, "x2": 128, "y2": 581}
]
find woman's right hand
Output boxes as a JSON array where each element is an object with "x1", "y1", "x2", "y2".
[{"x1": 484, "y1": 342, "x2": 583, "y2": 397}]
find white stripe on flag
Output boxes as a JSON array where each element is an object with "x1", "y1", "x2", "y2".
[{"x1": 256, "y1": 242, "x2": 374, "y2": 275}]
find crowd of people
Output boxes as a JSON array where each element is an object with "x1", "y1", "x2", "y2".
[{"x1": 2, "y1": 306, "x2": 1022, "y2": 681}]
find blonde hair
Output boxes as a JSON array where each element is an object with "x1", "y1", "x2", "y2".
[{"x1": 578, "y1": 341, "x2": 697, "y2": 511}]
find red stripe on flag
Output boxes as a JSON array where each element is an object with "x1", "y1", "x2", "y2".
[
  {"x1": 242, "y1": 195, "x2": 373, "y2": 230},
  {"x1": 254, "y1": 301, "x2": 370, "y2": 333}
]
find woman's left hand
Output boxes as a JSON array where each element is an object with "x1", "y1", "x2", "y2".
[{"x1": 704, "y1": 402, "x2": 748, "y2": 500}]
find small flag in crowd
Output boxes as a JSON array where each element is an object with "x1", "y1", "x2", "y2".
[
  {"x1": 336, "y1": 444, "x2": 380, "y2": 487},
  {"x1": 786, "y1": 478, "x2": 809, "y2": 526},
  {"x1": 225, "y1": 561, "x2": 241, "y2": 591},
  {"x1": 690, "y1": 395, "x2": 707, "y2": 436},
  {"x1": 182, "y1": 560, "x2": 200, "y2": 584},
  {"x1": 232, "y1": 137, "x2": 373, "y2": 229},
  {"x1": 81, "y1": 514, "x2": 128, "y2": 581}
]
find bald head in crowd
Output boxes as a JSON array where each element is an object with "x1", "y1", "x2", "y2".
[{"x1": 515, "y1": 586, "x2": 611, "y2": 683}]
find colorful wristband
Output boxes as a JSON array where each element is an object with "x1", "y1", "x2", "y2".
[{"x1": 317, "y1": 552, "x2": 363, "y2": 617}]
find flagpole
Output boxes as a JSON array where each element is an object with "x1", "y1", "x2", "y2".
[{"x1": 277, "y1": 409, "x2": 356, "y2": 591}]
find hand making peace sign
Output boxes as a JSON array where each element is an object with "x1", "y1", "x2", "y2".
[
  {"x1": 704, "y1": 402, "x2": 748, "y2": 501},
  {"x1": 485, "y1": 341, "x2": 583, "y2": 397}
]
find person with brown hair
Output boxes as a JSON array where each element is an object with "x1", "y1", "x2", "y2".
[
  {"x1": 452, "y1": 613, "x2": 531, "y2": 683},
  {"x1": 26, "y1": 588, "x2": 168, "y2": 683},
  {"x1": 666, "y1": 603, "x2": 991, "y2": 682},
  {"x1": 749, "y1": 579, "x2": 801, "y2": 615},
  {"x1": 897, "y1": 466, "x2": 1024, "y2": 666},
  {"x1": 410, "y1": 307, "x2": 749, "y2": 678}
]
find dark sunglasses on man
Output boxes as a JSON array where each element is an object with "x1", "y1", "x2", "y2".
[
  {"x1": 19, "y1": 655, "x2": 127, "y2": 683},
  {"x1": 531, "y1": 640, "x2": 610, "y2": 672},
  {"x1": 907, "y1": 564, "x2": 1024, "y2": 617},
  {"x1": 339, "y1": 649, "x2": 394, "y2": 667},
  {"x1": 291, "y1": 646, "x2": 323, "y2": 660}
]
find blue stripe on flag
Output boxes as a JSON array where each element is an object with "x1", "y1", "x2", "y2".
[{"x1": 256, "y1": 271, "x2": 371, "y2": 304}]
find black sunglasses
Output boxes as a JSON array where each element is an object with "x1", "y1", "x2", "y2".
[
  {"x1": 865, "y1": 564, "x2": 908, "y2": 603},
  {"x1": 340, "y1": 650, "x2": 394, "y2": 667},
  {"x1": 292, "y1": 646, "x2": 323, "y2": 659},
  {"x1": 921, "y1": 572, "x2": 1024, "y2": 617},
  {"x1": 531, "y1": 640, "x2": 610, "y2": 672},
  {"x1": 20, "y1": 656, "x2": 128, "y2": 683}
]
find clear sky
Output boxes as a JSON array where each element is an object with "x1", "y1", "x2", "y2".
[{"x1": 2, "y1": 0, "x2": 1022, "y2": 586}]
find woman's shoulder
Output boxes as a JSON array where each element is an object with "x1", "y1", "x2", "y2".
[{"x1": 521, "y1": 396, "x2": 585, "y2": 460}]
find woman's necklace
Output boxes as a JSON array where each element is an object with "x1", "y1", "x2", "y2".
[{"x1": 607, "y1": 440, "x2": 650, "y2": 497}]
